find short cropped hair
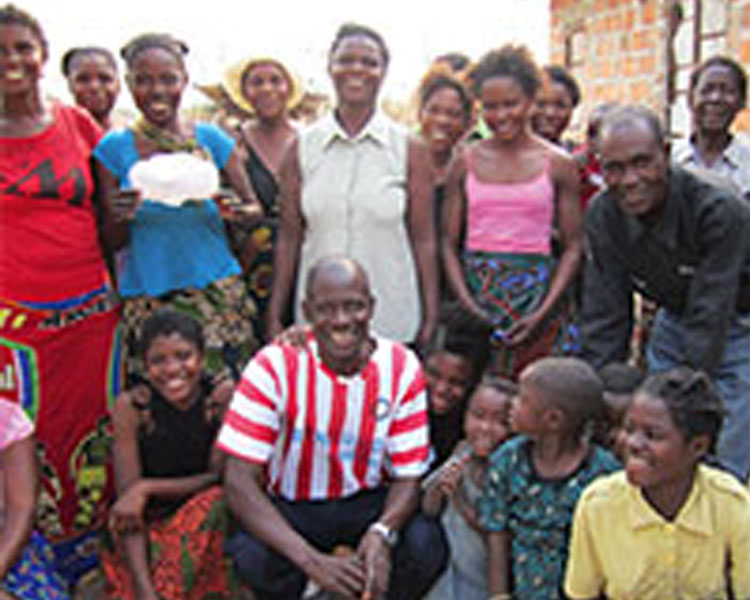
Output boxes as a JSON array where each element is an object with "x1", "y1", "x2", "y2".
[
  {"x1": 689, "y1": 55, "x2": 747, "y2": 106},
  {"x1": 600, "y1": 104, "x2": 666, "y2": 147},
  {"x1": 419, "y1": 69, "x2": 473, "y2": 125},
  {"x1": 521, "y1": 357, "x2": 603, "y2": 432},
  {"x1": 0, "y1": 4, "x2": 47, "y2": 57},
  {"x1": 120, "y1": 33, "x2": 188, "y2": 69},
  {"x1": 329, "y1": 22, "x2": 389, "y2": 67},
  {"x1": 61, "y1": 46, "x2": 117, "y2": 76},
  {"x1": 543, "y1": 65, "x2": 581, "y2": 106},
  {"x1": 140, "y1": 309, "x2": 204, "y2": 358}
]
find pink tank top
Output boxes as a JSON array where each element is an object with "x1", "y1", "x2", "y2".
[{"x1": 464, "y1": 158, "x2": 555, "y2": 255}]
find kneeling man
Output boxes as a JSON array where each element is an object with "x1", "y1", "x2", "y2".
[{"x1": 217, "y1": 256, "x2": 447, "y2": 599}]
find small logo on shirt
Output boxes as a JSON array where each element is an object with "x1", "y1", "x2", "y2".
[{"x1": 373, "y1": 397, "x2": 391, "y2": 421}]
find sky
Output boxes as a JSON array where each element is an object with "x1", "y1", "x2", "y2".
[{"x1": 23, "y1": 0, "x2": 550, "y2": 110}]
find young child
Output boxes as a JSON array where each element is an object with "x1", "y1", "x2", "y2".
[
  {"x1": 0, "y1": 399, "x2": 69, "y2": 599},
  {"x1": 565, "y1": 367, "x2": 750, "y2": 600},
  {"x1": 480, "y1": 357, "x2": 619, "y2": 599},
  {"x1": 423, "y1": 377, "x2": 516, "y2": 600},
  {"x1": 593, "y1": 362, "x2": 644, "y2": 461},
  {"x1": 424, "y1": 304, "x2": 491, "y2": 468},
  {"x1": 103, "y1": 310, "x2": 238, "y2": 600}
]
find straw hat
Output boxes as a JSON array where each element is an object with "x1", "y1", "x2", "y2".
[{"x1": 223, "y1": 56, "x2": 302, "y2": 116}]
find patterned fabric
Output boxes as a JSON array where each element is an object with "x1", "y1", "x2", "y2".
[
  {"x1": 479, "y1": 436, "x2": 619, "y2": 599},
  {"x1": 2, "y1": 531, "x2": 70, "y2": 599},
  {"x1": 101, "y1": 486, "x2": 241, "y2": 600},
  {"x1": 0, "y1": 294, "x2": 121, "y2": 585},
  {"x1": 217, "y1": 335, "x2": 430, "y2": 501},
  {"x1": 121, "y1": 275, "x2": 257, "y2": 383},
  {"x1": 229, "y1": 134, "x2": 281, "y2": 343},
  {"x1": 463, "y1": 251, "x2": 578, "y2": 378}
]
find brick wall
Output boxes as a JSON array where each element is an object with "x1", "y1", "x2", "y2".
[{"x1": 550, "y1": 0, "x2": 750, "y2": 138}]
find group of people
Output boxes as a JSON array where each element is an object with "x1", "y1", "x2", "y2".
[{"x1": 2, "y1": 2, "x2": 750, "y2": 599}]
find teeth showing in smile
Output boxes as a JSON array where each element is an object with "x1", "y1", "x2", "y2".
[{"x1": 4, "y1": 71, "x2": 24, "y2": 81}]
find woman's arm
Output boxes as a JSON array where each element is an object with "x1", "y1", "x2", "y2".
[
  {"x1": 267, "y1": 138, "x2": 304, "y2": 338},
  {"x1": 406, "y1": 137, "x2": 439, "y2": 347},
  {"x1": 94, "y1": 161, "x2": 138, "y2": 252},
  {"x1": 441, "y1": 151, "x2": 489, "y2": 320},
  {"x1": 506, "y1": 149, "x2": 582, "y2": 347},
  {"x1": 216, "y1": 148, "x2": 264, "y2": 224},
  {"x1": 0, "y1": 436, "x2": 36, "y2": 579}
]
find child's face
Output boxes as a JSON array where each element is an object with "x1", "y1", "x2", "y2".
[
  {"x1": 464, "y1": 387, "x2": 513, "y2": 458},
  {"x1": 510, "y1": 379, "x2": 552, "y2": 436},
  {"x1": 145, "y1": 333, "x2": 203, "y2": 408},
  {"x1": 424, "y1": 351, "x2": 473, "y2": 416},
  {"x1": 623, "y1": 392, "x2": 704, "y2": 491}
]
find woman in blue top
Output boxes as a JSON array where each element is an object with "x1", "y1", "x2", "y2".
[{"x1": 94, "y1": 33, "x2": 263, "y2": 384}]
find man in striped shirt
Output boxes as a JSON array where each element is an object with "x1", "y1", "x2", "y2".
[{"x1": 218, "y1": 257, "x2": 447, "y2": 599}]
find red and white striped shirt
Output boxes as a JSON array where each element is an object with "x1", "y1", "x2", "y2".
[{"x1": 217, "y1": 336, "x2": 430, "y2": 501}]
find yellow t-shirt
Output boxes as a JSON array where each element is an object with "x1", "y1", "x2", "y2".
[{"x1": 564, "y1": 466, "x2": 750, "y2": 600}]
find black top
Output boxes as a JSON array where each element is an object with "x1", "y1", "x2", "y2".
[
  {"x1": 136, "y1": 380, "x2": 220, "y2": 516},
  {"x1": 241, "y1": 132, "x2": 279, "y2": 215},
  {"x1": 580, "y1": 166, "x2": 750, "y2": 373}
]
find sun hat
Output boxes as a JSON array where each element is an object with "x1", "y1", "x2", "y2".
[{"x1": 223, "y1": 56, "x2": 302, "y2": 116}]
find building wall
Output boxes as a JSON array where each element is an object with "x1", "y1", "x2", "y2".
[{"x1": 549, "y1": 0, "x2": 750, "y2": 140}]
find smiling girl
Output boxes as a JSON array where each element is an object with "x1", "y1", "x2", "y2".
[
  {"x1": 94, "y1": 32, "x2": 263, "y2": 385},
  {"x1": 565, "y1": 367, "x2": 750, "y2": 599},
  {"x1": 442, "y1": 45, "x2": 582, "y2": 378},
  {"x1": 103, "y1": 310, "x2": 237, "y2": 600}
]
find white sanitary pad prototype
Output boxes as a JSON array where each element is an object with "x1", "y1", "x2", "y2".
[{"x1": 129, "y1": 152, "x2": 220, "y2": 207}]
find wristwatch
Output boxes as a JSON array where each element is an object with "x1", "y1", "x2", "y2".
[{"x1": 368, "y1": 521, "x2": 398, "y2": 547}]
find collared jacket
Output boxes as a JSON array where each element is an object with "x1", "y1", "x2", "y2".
[{"x1": 580, "y1": 166, "x2": 750, "y2": 373}]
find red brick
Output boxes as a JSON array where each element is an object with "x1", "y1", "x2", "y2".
[
  {"x1": 641, "y1": 0, "x2": 657, "y2": 25},
  {"x1": 629, "y1": 80, "x2": 651, "y2": 102},
  {"x1": 623, "y1": 8, "x2": 635, "y2": 30},
  {"x1": 632, "y1": 30, "x2": 652, "y2": 51},
  {"x1": 622, "y1": 56, "x2": 637, "y2": 77},
  {"x1": 638, "y1": 54, "x2": 657, "y2": 75}
]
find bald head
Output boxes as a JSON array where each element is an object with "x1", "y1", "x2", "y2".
[{"x1": 305, "y1": 257, "x2": 371, "y2": 301}]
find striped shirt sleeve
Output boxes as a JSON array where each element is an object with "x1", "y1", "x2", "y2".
[
  {"x1": 216, "y1": 346, "x2": 282, "y2": 464},
  {"x1": 386, "y1": 346, "x2": 430, "y2": 478}
]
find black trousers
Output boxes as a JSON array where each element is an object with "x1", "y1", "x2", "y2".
[{"x1": 225, "y1": 487, "x2": 448, "y2": 599}]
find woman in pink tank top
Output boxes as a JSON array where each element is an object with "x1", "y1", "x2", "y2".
[{"x1": 442, "y1": 45, "x2": 582, "y2": 378}]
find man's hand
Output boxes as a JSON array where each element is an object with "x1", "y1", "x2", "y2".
[
  {"x1": 357, "y1": 530, "x2": 392, "y2": 600},
  {"x1": 300, "y1": 549, "x2": 366, "y2": 599}
]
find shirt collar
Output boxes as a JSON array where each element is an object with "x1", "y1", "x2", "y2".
[
  {"x1": 628, "y1": 466, "x2": 714, "y2": 537},
  {"x1": 320, "y1": 109, "x2": 390, "y2": 148},
  {"x1": 675, "y1": 134, "x2": 743, "y2": 170}
]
